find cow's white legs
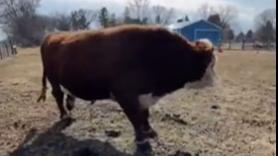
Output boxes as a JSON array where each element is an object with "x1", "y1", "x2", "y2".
[
  {"x1": 51, "y1": 87, "x2": 67, "y2": 120},
  {"x1": 60, "y1": 85, "x2": 76, "y2": 117},
  {"x1": 141, "y1": 109, "x2": 158, "y2": 139},
  {"x1": 112, "y1": 91, "x2": 156, "y2": 152}
]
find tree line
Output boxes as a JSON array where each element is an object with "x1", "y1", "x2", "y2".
[
  {"x1": 197, "y1": 3, "x2": 276, "y2": 49},
  {"x1": 0, "y1": 0, "x2": 176, "y2": 46}
]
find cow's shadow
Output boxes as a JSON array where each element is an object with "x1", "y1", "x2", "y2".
[{"x1": 10, "y1": 119, "x2": 147, "y2": 156}]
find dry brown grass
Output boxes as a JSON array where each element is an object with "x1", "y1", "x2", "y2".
[{"x1": 0, "y1": 48, "x2": 276, "y2": 156}]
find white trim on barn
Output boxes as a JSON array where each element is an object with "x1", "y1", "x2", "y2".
[{"x1": 167, "y1": 21, "x2": 191, "y2": 31}]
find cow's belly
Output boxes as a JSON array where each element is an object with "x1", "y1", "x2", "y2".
[
  {"x1": 60, "y1": 83, "x2": 111, "y2": 101},
  {"x1": 139, "y1": 93, "x2": 161, "y2": 109}
]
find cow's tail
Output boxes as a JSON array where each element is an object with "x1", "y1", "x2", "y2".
[
  {"x1": 37, "y1": 67, "x2": 47, "y2": 103},
  {"x1": 37, "y1": 41, "x2": 48, "y2": 103}
]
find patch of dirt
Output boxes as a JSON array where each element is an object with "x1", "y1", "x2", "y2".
[{"x1": 0, "y1": 49, "x2": 276, "y2": 156}]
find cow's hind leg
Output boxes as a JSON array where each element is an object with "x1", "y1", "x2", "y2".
[
  {"x1": 51, "y1": 85, "x2": 68, "y2": 120},
  {"x1": 66, "y1": 95, "x2": 75, "y2": 112}
]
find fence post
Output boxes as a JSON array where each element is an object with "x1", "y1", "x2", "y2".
[
  {"x1": 13, "y1": 44, "x2": 17, "y2": 55},
  {"x1": 9, "y1": 40, "x2": 16, "y2": 55},
  {"x1": 3, "y1": 44, "x2": 6, "y2": 58},
  {"x1": 0, "y1": 45, "x2": 2, "y2": 60},
  {"x1": 4, "y1": 42, "x2": 9, "y2": 57}
]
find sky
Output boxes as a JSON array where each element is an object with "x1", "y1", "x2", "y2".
[
  {"x1": 0, "y1": 0, "x2": 276, "y2": 40},
  {"x1": 38, "y1": 0, "x2": 276, "y2": 32}
]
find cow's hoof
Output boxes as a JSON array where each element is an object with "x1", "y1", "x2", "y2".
[
  {"x1": 105, "y1": 130, "x2": 121, "y2": 138},
  {"x1": 66, "y1": 103, "x2": 75, "y2": 111},
  {"x1": 60, "y1": 113, "x2": 72, "y2": 120},
  {"x1": 60, "y1": 116, "x2": 75, "y2": 125},
  {"x1": 64, "y1": 118, "x2": 75, "y2": 127},
  {"x1": 54, "y1": 118, "x2": 75, "y2": 131},
  {"x1": 144, "y1": 129, "x2": 158, "y2": 140},
  {"x1": 136, "y1": 141, "x2": 152, "y2": 155},
  {"x1": 91, "y1": 100, "x2": 96, "y2": 105},
  {"x1": 74, "y1": 147, "x2": 99, "y2": 156}
]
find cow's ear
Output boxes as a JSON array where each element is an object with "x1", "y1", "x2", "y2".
[
  {"x1": 195, "y1": 41, "x2": 206, "y2": 50},
  {"x1": 194, "y1": 39, "x2": 213, "y2": 53}
]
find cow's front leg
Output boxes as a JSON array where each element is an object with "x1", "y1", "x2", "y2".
[
  {"x1": 142, "y1": 109, "x2": 157, "y2": 139},
  {"x1": 51, "y1": 88, "x2": 68, "y2": 120},
  {"x1": 114, "y1": 93, "x2": 152, "y2": 151},
  {"x1": 66, "y1": 95, "x2": 75, "y2": 114}
]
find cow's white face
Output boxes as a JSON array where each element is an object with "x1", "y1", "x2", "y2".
[{"x1": 186, "y1": 50, "x2": 218, "y2": 89}]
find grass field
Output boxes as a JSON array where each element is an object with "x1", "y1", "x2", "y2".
[{"x1": 0, "y1": 48, "x2": 276, "y2": 156}]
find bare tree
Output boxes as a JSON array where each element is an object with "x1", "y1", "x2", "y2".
[
  {"x1": 122, "y1": 6, "x2": 143, "y2": 24},
  {"x1": 208, "y1": 14, "x2": 221, "y2": 26},
  {"x1": 255, "y1": 9, "x2": 276, "y2": 48},
  {"x1": 198, "y1": 3, "x2": 215, "y2": 19},
  {"x1": 71, "y1": 9, "x2": 96, "y2": 30},
  {"x1": 0, "y1": 0, "x2": 44, "y2": 46},
  {"x1": 123, "y1": 7, "x2": 131, "y2": 23},
  {"x1": 199, "y1": 4, "x2": 237, "y2": 29},
  {"x1": 151, "y1": 5, "x2": 175, "y2": 25},
  {"x1": 217, "y1": 5, "x2": 238, "y2": 29},
  {"x1": 246, "y1": 29, "x2": 254, "y2": 43},
  {"x1": 108, "y1": 13, "x2": 117, "y2": 27},
  {"x1": 53, "y1": 13, "x2": 71, "y2": 31},
  {"x1": 255, "y1": 9, "x2": 276, "y2": 28},
  {"x1": 236, "y1": 32, "x2": 246, "y2": 50},
  {"x1": 205, "y1": 4, "x2": 238, "y2": 48},
  {"x1": 127, "y1": 0, "x2": 150, "y2": 21},
  {"x1": 0, "y1": 0, "x2": 40, "y2": 23},
  {"x1": 226, "y1": 28, "x2": 235, "y2": 49}
]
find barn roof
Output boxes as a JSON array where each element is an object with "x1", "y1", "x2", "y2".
[
  {"x1": 167, "y1": 21, "x2": 191, "y2": 30},
  {"x1": 167, "y1": 19, "x2": 222, "y2": 31}
]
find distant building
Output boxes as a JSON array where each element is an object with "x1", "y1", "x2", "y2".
[{"x1": 168, "y1": 19, "x2": 223, "y2": 47}]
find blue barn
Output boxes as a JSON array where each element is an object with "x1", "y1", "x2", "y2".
[{"x1": 168, "y1": 20, "x2": 223, "y2": 47}]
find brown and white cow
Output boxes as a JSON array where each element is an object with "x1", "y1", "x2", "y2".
[{"x1": 37, "y1": 25, "x2": 217, "y2": 149}]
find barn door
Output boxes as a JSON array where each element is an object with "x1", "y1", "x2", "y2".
[{"x1": 195, "y1": 29, "x2": 221, "y2": 47}]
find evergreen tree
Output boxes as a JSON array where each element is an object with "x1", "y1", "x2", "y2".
[{"x1": 99, "y1": 7, "x2": 109, "y2": 28}]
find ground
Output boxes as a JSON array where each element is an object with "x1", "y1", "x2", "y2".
[{"x1": 0, "y1": 48, "x2": 276, "y2": 156}]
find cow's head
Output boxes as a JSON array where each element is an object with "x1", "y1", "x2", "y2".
[{"x1": 186, "y1": 39, "x2": 218, "y2": 89}]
